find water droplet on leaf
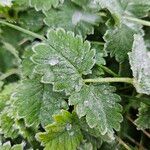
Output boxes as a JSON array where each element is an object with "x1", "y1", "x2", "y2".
[
  {"x1": 69, "y1": 131, "x2": 74, "y2": 136},
  {"x1": 84, "y1": 100, "x2": 90, "y2": 106},
  {"x1": 66, "y1": 123, "x2": 72, "y2": 131},
  {"x1": 48, "y1": 58, "x2": 59, "y2": 66}
]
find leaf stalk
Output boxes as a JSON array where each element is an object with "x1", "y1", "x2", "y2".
[
  {"x1": 0, "y1": 20, "x2": 45, "y2": 40},
  {"x1": 125, "y1": 16, "x2": 150, "y2": 27},
  {"x1": 84, "y1": 77, "x2": 134, "y2": 84}
]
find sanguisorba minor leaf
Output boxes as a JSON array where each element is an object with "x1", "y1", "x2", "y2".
[
  {"x1": 96, "y1": 0, "x2": 150, "y2": 19},
  {"x1": 126, "y1": 0, "x2": 150, "y2": 18},
  {"x1": 71, "y1": 0, "x2": 102, "y2": 11},
  {"x1": 69, "y1": 84, "x2": 123, "y2": 136},
  {"x1": 0, "y1": 142, "x2": 24, "y2": 150},
  {"x1": 29, "y1": 0, "x2": 64, "y2": 11},
  {"x1": 104, "y1": 24, "x2": 135, "y2": 62},
  {"x1": 32, "y1": 28, "x2": 95, "y2": 94},
  {"x1": 0, "y1": 83, "x2": 18, "y2": 112},
  {"x1": 21, "y1": 47, "x2": 36, "y2": 79},
  {"x1": 14, "y1": 77, "x2": 68, "y2": 127},
  {"x1": 0, "y1": 83, "x2": 19, "y2": 139},
  {"x1": 128, "y1": 34, "x2": 150, "y2": 95},
  {"x1": 18, "y1": 9, "x2": 44, "y2": 32},
  {"x1": 44, "y1": 1, "x2": 100, "y2": 37},
  {"x1": 134, "y1": 103, "x2": 150, "y2": 130},
  {"x1": 36, "y1": 110, "x2": 83, "y2": 150},
  {"x1": 0, "y1": 109, "x2": 19, "y2": 139},
  {"x1": 100, "y1": 0, "x2": 144, "y2": 62}
]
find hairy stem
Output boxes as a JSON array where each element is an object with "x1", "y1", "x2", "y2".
[
  {"x1": 84, "y1": 77, "x2": 133, "y2": 84},
  {"x1": 0, "y1": 20, "x2": 45, "y2": 40},
  {"x1": 125, "y1": 16, "x2": 150, "y2": 27}
]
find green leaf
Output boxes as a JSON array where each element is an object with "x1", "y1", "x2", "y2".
[
  {"x1": 0, "y1": 26, "x2": 23, "y2": 48},
  {"x1": 125, "y1": 0, "x2": 150, "y2": 18},
  {"x1": 95, "y1": 0, "x2": 150, "y2": 19},
  {"x1": 21, "y1": 47, "x2": 35, "y2": 78},
  {"x1": 15, "y1": 119, "x2": 40, "y2": 148},
  {"x1": 82, "y1": 137, "x2": 101, "y2": 150},
  {"x1": 44, "y1": 1, "x2": 100, "y2": 37},
  {"x1": 69, "y1": 84, "x2": 123, "y2": 136},
  {"x1": 71, "y1": 0, "x2": 101, "y2": 12},
  {"x1": 0, "y1": 83, "x2": 19, "y2": 139},
  {"x1": 91, "y1": 42, "x2": 106, "y2": 66},
  {"x1": 104, "y1": 24, "x2": 135, "y2": 62},
  {"x1": 135, "y1": 103, "x2": 150, "y2": 129},
  {"x1": 32, "y1": 28, "x2": 95, "y2": 94},
  {"x1": 71, "y1": 0, "x2": 89, "y2": 7},
  {"x1": 128, "y1": 34, "x2": 150, "y2": 95},
  {"x1": 0, "y1": 45, "x2": 18, "y2": 72},
  {"x1": 74, "y1": 0, "x2": 122, "y2": 16},
  {"x1": 14, "y1": 77, "x2": 68, "y2": 127},
  {"x1": 0, "y1": 110, "x2": 19, "y2": 139},
  {"x1": 36, "y1": 110, "x2": 83, "y2": 150},
  {"x1": 0, "y1": 83, "x2": 18, "y2": 112},
  {"x1": 2, "y1": 42, "x2": 21, "y2": 64},
  {"x1": 100, "y1": 141, "x2": 120, "y2": 150},
  {"x1": 0, "y1": 142, "x2": 24, "y2": 150},
  {"x1": 78, "y1": 142, "x2": 94, "y2": 150},
  {"x1": 14, "y1": 0, "x2": 29, "y2": 7},
  {"x1": 29, "y1": 0, "x2": 64, "y2": 11},
  {"x1": 101, "y1": 0, "x2": 144, "y2": 63},
  {"x1": 79, "y1": 129, "x2": 102, "y2": 150},
  {"x1": 80, "y1": 117, "x2": 115, "y2": 142},
  {"x1": 93, "y1": 0, "x2": 123, "y2": 16},
  {"x1": 18, "y1": 9, "x2": 44, "y2": 32}
]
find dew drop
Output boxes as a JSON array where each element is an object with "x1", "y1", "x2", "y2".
[
  {"x1": 75, "y1": 84, "x2": 81, "y2": 91},
  {"x1": 84, "y1": 100, "x2": 90, "y2": 106},
  {"x1": 66, "y1": 123, "x2": 72, "y2": 131},
  {"x1": 48, "y1": 58, "x2": 59, "y2": 66},
  {"x1": 69, "y1": 131, "x2": 74, "y2": 136}
]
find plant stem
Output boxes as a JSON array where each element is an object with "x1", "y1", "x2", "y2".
[
  {"x1": 139, "y1": 134, "x2": 144, "y2": 150},
  {"x1": 0, "y1": 20, "x2": 45, "y2": 40},
  {"x1": 100, "y1": 65, "x2": 119, "y2": 77},
  {"x1": 90, "y1": 41, "x2": 105, "y2": 46},
  {"x1": 125, "y1": 134, "x2": 141, "y2": 147},
  {"x1": 116, "y1": 136, "x2": 132, "y2": 150},
  {"x1": 118, "y1": 62, "x2": 123, "y2": 77},
  {"x1": 126, "y1": 116, "x2": 150, "y2": 138},
  {"x1": 125, "y1": 16, "x2": 150, "y2": 27},
  {"x1": 84, "y1": 77, "x2": 133, "y2": 84}
]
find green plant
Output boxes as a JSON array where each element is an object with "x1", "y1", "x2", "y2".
[{"x1": 0, "y1": 0, "x2": 150, "y2": 149}]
